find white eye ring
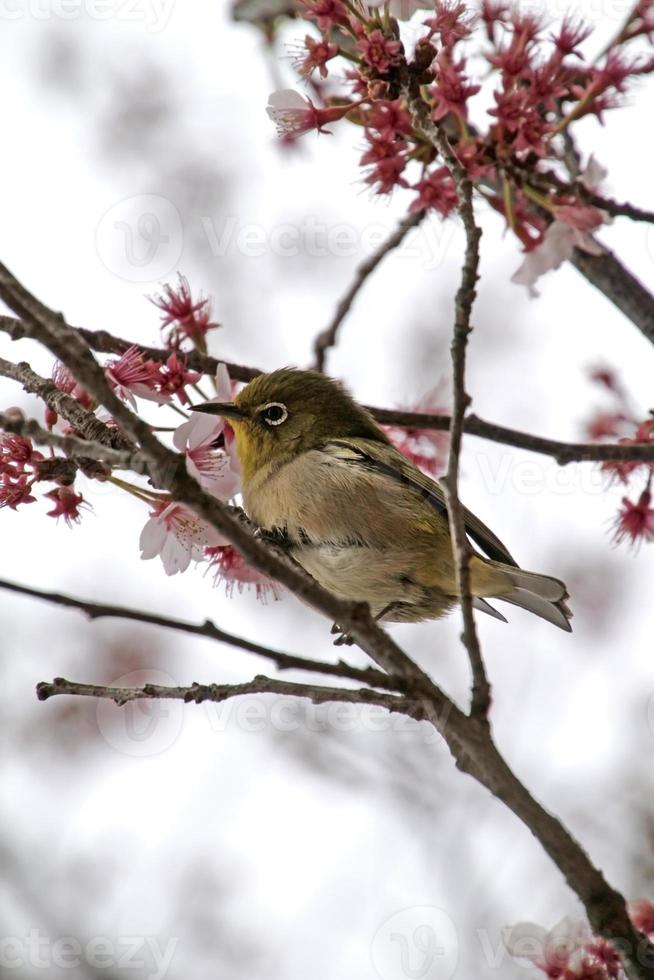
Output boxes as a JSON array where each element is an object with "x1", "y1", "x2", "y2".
[{"x1": 261, "y1": 402, "x2": 288, "y2": 426}]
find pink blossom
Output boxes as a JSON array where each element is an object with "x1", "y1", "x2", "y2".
[
  {"x1": 52, "y1": 362, "x2": 92, "y2": 411},
  {"x1": 156, "y1": 352, "x2": 202, "y2": 406},
  {"x1": 550, "y1": 16, "x2": 592, "y2": 57},
  {"x1": 424, "y1": 1, "x2": 474, "y2": 48},
  {"x1": 629, "y1": 898, "x2": 654, "y2": 935},
  {"x1": 105, "y1": 346, "x2": 164, "y2": 409},
  {"x1": 553, "y1": 203, "x2": 604, "y2": 233},
  {"x1": 0, "y1": 434, "x2": 43, "y2": 470},
  {"x1": 360, "y1": 135, "x2": 409, "y2": 194},
  {"x1": 612, "y1": 488, "x2": 654, "y2": 548},
  {"x1": 266, "y1": 90, "x2": 358, "y2": 139},
  {"x1": 430, "y1": 50, "x2": 480, "y2": 121},
  {"x1": 44, "y1": 486, "x2": 86, "y2": 527},
  {"x1": 151, "y1": 274, "x2": 221, "y2": 351},
  {"x1": 301, "y1": 0, "x2": 348, "y2": 32},
  {"x1": 409, "y1": 167, "x2": 458, "y2": 216},
  {"x1": 173, "y1": 364, "x2": 241, "y2": 499},
  {"x1": 503, "y1": 916, "x2": 591, "y2": 978},
  {"x1": 363, "y1": 99, "x2": 413, "y2": 140},
  {"x1": 512, "y1": 220, "x2": 604, "y2": 295},
  {"x1": 140, "y1": 499, "x2": 228, "y2": 576},
  {"x1": 585, "y1": 412, "x2": 627, "y2": 442},
  {"x1": 0, "y1": 473, "x2": 36, "y2": 510},
  {"x1": 580, "y1": 155, "x2": 608, "y2": 192},
  {"x1": 384, "y1": 381, "x2": 450, "y2": 478},
  {"x1": 205, "y1": 545, "x2": 282, "y2": 602},
  {"x1": 356, "y1": 29, "x2": 403, "y2": 75},
  {"x1": 292, "y1": 35, "x2": 339, "y2": 80}
]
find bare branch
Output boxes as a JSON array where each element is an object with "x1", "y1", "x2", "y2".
[
  {"x1": 0, "y1": 356, "x2": 132, "y2": 450},
  {"x1": 372, "y1": 409, "x2": 654, "y2": 465},
  {"x1": 36, "y1": 673, "x2": 412, "y2": 714},
  {"x1": 571, "y1": 247, "x2": 654, "y2": 347},
  {"x1": 5, "y1": 317, "x2": 651, "y2": 464},
  {"x1": 415, "y1": 112, "x2": 490, "y2": 717},
  {"x1": 312, "y1": 211, "x2": 425, "y2": 372},
  {"x1": 0, "y1": 411, "x2": 148, "y2": 473},
  {"x1": 0, "y1": 576, "x2": 400, "y2": 691},
  {"x1": 0, "y1": 314, "x2": 259, "y2": 385}
]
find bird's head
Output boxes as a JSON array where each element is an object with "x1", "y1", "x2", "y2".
[{"x1": 191, "y1": 368, "x2": 387, "y2": 482}]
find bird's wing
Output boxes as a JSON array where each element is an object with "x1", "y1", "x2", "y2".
[{"x1": 324, "y1": 438, "x2": 518, "y2": 567}]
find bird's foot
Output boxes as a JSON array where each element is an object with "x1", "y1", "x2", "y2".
[{"x1": 330, "y1": 623, "x2": 355, "y2": 646}]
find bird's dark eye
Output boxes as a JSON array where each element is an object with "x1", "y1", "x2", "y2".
[{"x1": 260, "y1": 402, "x2": 288, "y2": 426}]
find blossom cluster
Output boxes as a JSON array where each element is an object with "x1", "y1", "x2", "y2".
[
  {"x1": 504, "y1": 900, "x2": 654, "y2": 979},
  {"x1": 263, "y1": 0, "x2": 654, "y2": 289},
  {"x1": 585, "y1": 366, "x2": 654, "y2": 548}
]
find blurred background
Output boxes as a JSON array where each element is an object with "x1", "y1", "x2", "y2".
[{"x1": 1, "y1": 0, "x2": 653, "y2": 977}]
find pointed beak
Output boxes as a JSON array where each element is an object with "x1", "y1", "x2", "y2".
[{"x1": 189, "y1": 402, "x2": 248, "y2": 420}]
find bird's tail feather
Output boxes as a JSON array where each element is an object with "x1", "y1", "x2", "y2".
[{"x1": 488, "y1": 562, "x2": 573, "y2": 632}]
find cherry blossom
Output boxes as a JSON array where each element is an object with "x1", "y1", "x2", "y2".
[
  {"x1": 612, "y1": 488, "x2": 654, "y2": 548},
  {"x1": 151, "y1": 274, "x2": 221, "y2": 351},
  {"x1": 156, "y1": 352, "x2": 202, "y2": 406},
  {"x1": 140, "y1": 499, "x2": 228, "y2": 576},
  {"x1": 629, "y1": 898, "x2": 654, "y2": 935},
  {"x1": 384, "y1": 381, "x2": 450, "y2": 478},
  {"x1": 266, "y1": 90, "x2": 359, "y2": 139},
  {"x1": 173, "y1": 364, "x2": 241, "y2": 499},
  {"x1": 205, "y1": 545, "x2": 282, "y2": 601},
  {"x1": 44, "y1": 486, "x2": 87, "y2": 527},
  {"x1": 503, "y1": 916, "x2": 592, "y2": 977},
  {"x1": 511, "y1": 220, "x2": 604, "y2": 295},
  {"x1": 291, "y1": 35, "x2": 339, "y2": 80},
  {"x1": 0, "y1": 473, "x2": 36, "y2": 510},
  {"x1": 105, "y1": 345, "x2": 165, "y2": 409},
  {"x1": 356, "y1": 29, "x2": 403, "y2": 75},
  {"x1": 409, "y1": 167, "x2": 458, "y2": 216}
]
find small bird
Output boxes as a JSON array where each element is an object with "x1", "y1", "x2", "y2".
[{"x1": 192, "y1": 369, "x2": 572, "y2": 638}]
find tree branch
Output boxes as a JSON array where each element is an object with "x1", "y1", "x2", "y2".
[
  {"x1": 36, "y1": 673, "x2": 412, "y2": 714},
  {"x1": 4, "y1": 317, "x2": 652, "y2": 464},
  {"x1": 0, "y1": 356, "x2": 132, "y2": 450},
  {"x1": 0, "y1": 576, "x2": 400, "y2": 692},
  {"x1": 312, "y1": 211, "x2": 425, "y2": 372},
  {"x1": 418, "y1": 114, "x2": 490, "y2": 717},
  {"x1": 570, "y1": 247, "x2": 654, "y2": 347},
  {"x1": 0, "y1": 411, "x2": 148, "y2": 473}
]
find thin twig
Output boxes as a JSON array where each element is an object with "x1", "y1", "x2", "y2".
[
  {"x1": 0, "y1": 356, "x2": 132, "y2": 450},
  {"x1": 312, "y1": 211, "x2": 425, "y2": 372},
  {"x1": 0, "y1": 412, "x2": 148, "y2": 473},
  {"x1": 36, "y1": 673, "x2": 412, "y2": 714},
  {"x1": 416, "y1": 111, "x2": 489, "y2": 717},
  {"x1": 0, "y1": 576, "x2": 400, "y2": 692}
]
